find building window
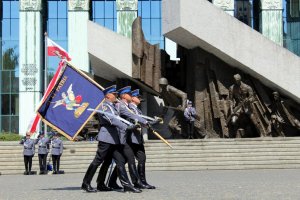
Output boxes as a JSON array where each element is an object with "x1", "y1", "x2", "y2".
[
  {"x1": 47, "y1": 0, "x2": 68, "y2": 82},
  {"x1": 138, "y1": 0, "x2": 164, "y2": 49},
  {"x1": 1, "y1": 0, "x2": 20, "y2": 133},
  {"x1": 92, "y1": 0, "x2": 117, "y2": 31}
]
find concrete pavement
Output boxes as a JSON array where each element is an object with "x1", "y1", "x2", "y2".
[{"x1": 1, "y1": 170, "x2": 300, "y2": 200}]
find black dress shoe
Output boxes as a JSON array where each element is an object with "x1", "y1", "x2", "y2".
[
  {"x1": 134, "y1": 181, "x2": 149, "y2": 189},
  {"x1": 97, "y1": 184, "x2": 112, "y2": 192},
  {"x1": 123, "y1": 185, "x2": 142, "y2": 193},
  {"x1": 24, "y1": 171, "x2": 28, "y2": 175},
  {"x1": 108, "y1": 182, "x2": 123, "y2": 190},
  {"x1": 81, "y1": 183, "x2": 97, "y2": 193},
  {"x1": 53, "y1": 171, "x2": 57, "y2": 174}
]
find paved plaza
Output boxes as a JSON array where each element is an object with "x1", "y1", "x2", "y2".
[{"x1": 1, "y1": 169, "x2": 300, "y2": 200}]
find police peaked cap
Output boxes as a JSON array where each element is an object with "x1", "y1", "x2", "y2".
[
  {"x1": 131, "y1": 89, "x2": 141, "y2": 97},
  {"x1": 103, "y1": 85, "x2": 117, "y2": 95},
  {"x1": 117, "y1": 86, "x2": 131, "y2": 95}
]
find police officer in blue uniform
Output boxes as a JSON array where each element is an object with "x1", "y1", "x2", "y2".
[
  {"x1": 128, "y1": 89, "x2": 156, "y2": 189},
  {"x1": 81, "y1": 85, "x2": 141, "y2": 193},
  {"x1": 184, "y1": 100, "x2": 197, "y2": 139},
  {"x1": 35, "y1": 131, "x2": 51, "y2": 174},
  {"x1": 102, "y1": 86, "x2": 150, "y2": 189},
  {"x1": 51, "y1": 132, "x2": 63, "y2": 174},
  {"x1": 20, "y1": 133, "x2": 35, "y2": 175}
]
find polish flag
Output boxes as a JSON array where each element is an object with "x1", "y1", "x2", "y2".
[
  {"x1": 27, "y1": 60, "x2": 66, "y2": 135},
  {"x1": 47, "y1": 38, "x2": 71, "y2": 61}
]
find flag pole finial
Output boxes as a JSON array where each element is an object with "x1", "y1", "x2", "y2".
[{"x1": 44, "y1": 32, "x2": 48, "y2": 37}]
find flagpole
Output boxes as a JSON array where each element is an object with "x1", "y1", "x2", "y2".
[{"x1": 44, "y1": 32, "x2": 48, "y2": 134}]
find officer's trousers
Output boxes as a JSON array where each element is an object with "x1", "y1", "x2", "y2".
[
  {"x1": 24, "y1": 155, "x2": 33, "y2": 172},
  {"x1": 38, "y1": 154, "x2": 47, "y2": 171},
  {"x1": 52, "y1": 155, "x2": 61, "y2": 172}
]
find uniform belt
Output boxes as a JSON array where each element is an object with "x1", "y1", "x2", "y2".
[
  {"x1": 24, "y1": 148, "x2": 32, "y2": 150},
  {"x1": 39, "y1": 146, "x2": 47, "y2": 148}
]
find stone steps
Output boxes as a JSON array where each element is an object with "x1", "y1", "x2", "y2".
[{"x1": 2, "y1": 138, "x2": 300, "y2": 175}]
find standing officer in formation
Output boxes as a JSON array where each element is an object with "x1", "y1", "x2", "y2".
[
  {"x1": 35, "y1": 131, "x2": 51, "y2": 174},
  {"x1": 81, "y1": 85, "x2": 141, "y2": 193},
  {"x1": 20, "y1": 132, "x2": 35, "y2": 175},
  {"x1": 51, "y1": 133, "x2": 64, "y2": 174},
  {"x1": 184, "y1": 100, "x2": 197, "y2": 139}
]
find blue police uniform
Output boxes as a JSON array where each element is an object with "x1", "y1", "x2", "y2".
[
  {"x1": 184, "y1": 101, "x2": 197, "y2": 139},
  {"x1": 106, "y1": 87, "x2": 152, "y2": 189},
  {"x1": 51, "y1": 136, "x2": 63, "y2": 174},
  {"x1": 82, "y1": 85, "x2": 141, "y2": 193},
  {"x1": 35, "y1": 133, "x2": 51, "y2": 174},
  {"x1": 20, "y1": 136, "x2": 35, "y2": 175}
]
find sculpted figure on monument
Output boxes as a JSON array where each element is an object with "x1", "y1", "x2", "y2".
[
  {"x1": 159, "y1": 77, "x2": 187, "y2": 138},
  {"x1": 228, "y1": 74, "x2": 258, "y2": 137},
  {"x1": 269, "y1": 91, "x2": 300, "y2": 136}
]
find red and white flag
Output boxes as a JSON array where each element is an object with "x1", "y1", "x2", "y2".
[
  {"x1": 47, "y1": 38, "x2": 71, "y2": 61},
  {"x1": 27, "y1": 60, "x2": 66, "y2": 134}
]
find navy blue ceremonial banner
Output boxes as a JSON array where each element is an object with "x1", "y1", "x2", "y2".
[{"x1": 37, "y1": 63, "x2": 104, "y2": 140}]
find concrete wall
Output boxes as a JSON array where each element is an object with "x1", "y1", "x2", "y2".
[
  {"x1": 87, "y1": 21, "x2": 132, "y2": 81},
  {"x1": 162, "y1": 0, "x2": 300, "y2": 103}
]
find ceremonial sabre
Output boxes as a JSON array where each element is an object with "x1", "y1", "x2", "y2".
[{"x1": 87, "y1": 108, "x2": 133, "y2": 125}]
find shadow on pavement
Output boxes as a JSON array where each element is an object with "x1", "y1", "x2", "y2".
[{"x1": 40, "y1": 187, "x2": 81, "y2": 191}]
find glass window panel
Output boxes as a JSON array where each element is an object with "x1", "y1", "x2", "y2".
[
  {"x1": 58, "y1": 1, "x2": 67, "y2": 18},
  {"x1": 94, "y1": 18, "x2": 105, "y2": 26},
  {"x1": 2, "y1": 19, "x2": 11, "y2": 39},
  {"x1": 151, "y1": 18, "x2": 160, "y2": 36},
  {"x1": 10, "y1": 1, "x2": 19, "y2": 18},
  {"x1": 1, "y1": 95, "x2": 10, "y2": 115},
  {"x1": 2, "y1": 47, "x2": 18, "y2": 70},
  {"x1": 3, "y1": 1, "x2": 10, "y2": 18},
  {"x1": 113, "y1": 1, "x2": 117, "y2": 18},
  {"x1": 1, "y1": 72, "x2": 10, "y2": 92},
  {"x1": 142, "y1": 18, "x2": 150, "y2": 39},
  {"x1": 105, "y1": 19, "x2": 114, "y2": 31},
  {"x1": 11, "y1": 116, "x2": 19, "y2": 133},
  {"x1": 11, "y1": 94, "x2": 19, "y2": 115},
  {"x1": 57, "y1": 19, "x2": 67, "y2": 39},
  {"x1": 10, "y1": 19, "x2": 19, "y2": 40},
  {"x1": 142, "y1": 1, "x2": 150, "y2": 18},
  {"x1": 11, "y1": 73, "x2": 19, "y2": 93},
  {"x1": 94, "y1": 1, "x2": 105, "y2": 18},
  {"x1": 105, "y1": 2, "x2": 114, "y2": 18},
  {"x1": 1, "y1": 116, "x2": 10, "y2": 132},
  {"x1": 138, "y1": 2, "x2": 142, "y2": 16},
  {"x1": 48, "y1": 19, "x2": 58, "y2": 38},
  {"x1": 114, "y1": 18, "x2": 117, "y2": 31},
  {"x1": 48, "y1": 2, "x2": 58, "y2": 19},
  {"x1": 151, "y1": 1, "x2": 160, "y2": 18}
]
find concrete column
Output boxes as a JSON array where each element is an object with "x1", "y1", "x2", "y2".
[
  {"x1": 68, "y1": 0, "x2": 89, "y2": 72},
  {"x1": 212, "y1": 0, "x2": 234, "y2": 16},
  {"x1": 19, "y1": 0, "x2": 43, "y2": 135},
  {"x1": 116, "y1": 0, "x2": 138, "y2": 38},
  {"x1": 259, "y1": 0, "x2": 283, "y2": 45}
]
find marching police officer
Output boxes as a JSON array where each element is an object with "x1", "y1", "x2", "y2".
[
  {"x1": 20, "y1": 132, "x2": 35, "y2": 175},
  {"x1": 128, "y1": 89, "x2": 156, "y2": 189},
  {"x1": 101, "y1": 86, "x2": 150, "y2": 190},
  {"x1": 81, "y1": 85, "x2": 141, "y2": 193},
  {"x1": 35, "y1": 131, "x2": 51, "y2": 174},
  {"x1": 51, "y1": 132, "x2": 63, "y2": 174}
]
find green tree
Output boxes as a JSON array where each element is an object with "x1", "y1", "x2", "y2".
[{"x1": 3, "y1": 47, "x2": 19, "y2": 70}]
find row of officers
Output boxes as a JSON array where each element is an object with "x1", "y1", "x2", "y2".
[
  {"x1": 81, "y1": 85, "x2": 158, "y2": 193},
  {"x1": 19, "y1": 131, "x2": 63, "y2": 175}
]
